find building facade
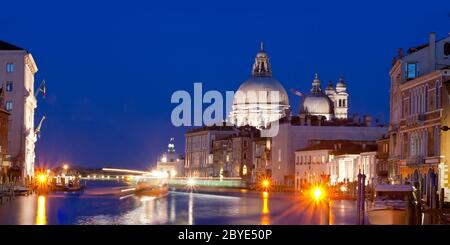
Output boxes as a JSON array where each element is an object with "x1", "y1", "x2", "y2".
[
  {"x1": 376, "y1": 136, "x2": 390, "y2": 181},
  {"x1": 0, "y1": 40, "x2": 38, "y2": 179},
  {"x1": 271, "y1": 120, "x2": 386, "y2": 188},
  {"x1": 388, "y1": 32, "x2": 450, "y2": 196},
  {"x1": 440, "y1": 63, "x2": 450, "y2": 203},
  {"x1": 294, "y1": 140, "x2": 378, "y2": 190},
  {"x1": 156, "y1": 138, "x2": 184, "y2": 177},
  {"x1": 0, "y1": 105, "x2": 10, "y2": 178},
  {"x1": 211, "y1": 128, "x2": 256, "y2": 180},
  {"x1": 185, "y1": 125, "x2": 237, "y2": 177}
]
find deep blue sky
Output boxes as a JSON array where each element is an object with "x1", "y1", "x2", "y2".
[{"x1": 1, "y1": 0, "x2": 449, "y2": 170}]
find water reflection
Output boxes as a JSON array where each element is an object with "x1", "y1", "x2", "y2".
[
  {"x1": 188, "y1": 192, "x2": 194, "y2": 225},
  {"x1": 0, "y1": 181, "x2": 359, "y2": 225},
  {"x1": 36, "y1": 195, "x2": 46, "y2": 225},
  {"x1": 261, "y1": 192, "x2": 270, "y2": 225}
]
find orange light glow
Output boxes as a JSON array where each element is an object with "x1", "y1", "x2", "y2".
[
  {"x1": 310, "y1": 186, "x2": 325, "y2": 202},
  {"x1": 261, "y1": 190, "x2": 270, "y2": 225},
  {"x1": 36, "y1": 195, "x2": 46, "y2": 225},
  {"x1": 38, "y1": 174, "x2": 46, "y2": 183}
]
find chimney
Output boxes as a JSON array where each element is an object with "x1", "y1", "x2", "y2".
[
  {"x1": 353, "y1": 113, "x2": 360, "y2": 125},
  {"x1": 429, "y1": 32, "x2": 436, "y2": 69},
  {"x1": 364, "y1": 115, "x2": 372, "y2": 127}
]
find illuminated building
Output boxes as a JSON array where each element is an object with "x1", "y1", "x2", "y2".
[
  {"x1": 301, "y1": 74, "x2": 349, "y2": 120},
  {"x1": 229, "y1": 43, "x2": 290, "y2": 129},
  {"x1": 156, "y1": 138, "x2": 184, "y2": 177},
  {"x1": 376, "y1": 136, "x2": 390, "y2": 181},
  {"x1": 441, "y1": 66, "x2": 450, "y2": 203},
  {"x1": 294, "y1": 140, "x2": 378, "y2": 190},
  {"x1": 0, "y1": 96, "x2": 10, "y2": 177},
  {"x1": 211, "y1": 126, "x2": 258, "y2": 179},
  {"x1": 388, "y1": 32, "x2": 450, "y2": 200},
  {"x1": 271, "y1": 118, "x2": 386, "y2": 188},
  {"x1": 251, "y1": 137, "x2": 272, "y2": 184},
  {"x1": 0, "y1": 40, "x2": 38, "y2": 179},
  {"x1": 184, "y1": 125, "x2": 237, "y2": 177},
  {"x1": 186, "y1": 44, "x2": 387, "y2": 187}
]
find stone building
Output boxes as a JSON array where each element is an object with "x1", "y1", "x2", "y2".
[
  {"x1": 294, "y1": 140, "x2": 378, "y2": 190},
  {"x1": 184, "y1": 125, "x2": 237, "y2": 177},
  {"x1": 156, "y1": 138, "x2": 184, "y2": 177},
  {"x1": 0, "y1": 40, "x2": 38, "y2": 179},
  {"x1": 388, "y1": 32, "x2": 450, "y2": 197}
]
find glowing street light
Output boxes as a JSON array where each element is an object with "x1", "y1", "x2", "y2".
[
  {"x1": 311, "y1": 186, "x2": 325, "y2": 202},
  {"x1": 38, "y1": 174, "x2": 47, "y2": 184},
  {"x1": 63, "y1": 164, "x2": 69, "y2": 170},
  {"x1": 187, "y1": 178, "x2": 196, "y2": 187},
  {"x1": 260, "y1": 178, "x2": 271, "y2": 192}
]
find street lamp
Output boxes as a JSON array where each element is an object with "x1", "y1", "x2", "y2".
[
  {"x1": 63, "y1": 164, "x2": 69, "y2": 170},
  {"x1": 261, "y1": 178, "x2": 271, "y2": 192},
  {"x1": 311, "y1": 186, "x2": 324, "y2": 202},
  {"x1": 38, "y1": 174, "x2": 46, "y2": 184}
]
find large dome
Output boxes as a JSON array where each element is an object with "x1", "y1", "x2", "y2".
[
  {"x1": 234, "y1": 76, "x2": 289, "y2": 105},
  {"x1": 230, "y1": 43, "x2": 290, "y2": 129}
]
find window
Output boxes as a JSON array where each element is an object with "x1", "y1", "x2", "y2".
[
  {"x1": 278, "y1": 149, "x2": 282, "y2": 162},
  {"x1": 445, "y1": 42, "x2": 450, "y2": 56},
  {"x1": 436, "y1": 81, "x2": 441, "y2": 108},
  {"x1": 5, "y1": 101, "x2": 12, "y2": 111},
  {"x1": 6, "y1": 63, "x2": 14, "y2": 73},
  {"x1": 6, "y1": 81, "x2": 13, "y2": 92},
  {"x1": 407, "y1": 63, "x2": 417, "y2": 79},
  {"x1": 342, "y1": 99, "x2": 346, "y2": 107}
]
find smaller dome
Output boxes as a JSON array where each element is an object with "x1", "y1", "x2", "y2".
[
  {"x1": 336, "y1": 76, "x2": 347, "y2": 92},
  {"x1": 301, "y1": 93, "x2": 333, "y2": 116},
  {"x1": 299, "y1": 73, "x2": 334, "y2": 119}
]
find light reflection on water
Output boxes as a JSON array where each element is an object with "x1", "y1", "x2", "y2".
[
  {"x1": 36, "y1": 195, "x2": 46, "y2": 225},
  {"x1": 0, "y1": 181, "x2": 359, "y2": 225}
]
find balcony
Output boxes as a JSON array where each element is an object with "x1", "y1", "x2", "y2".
[
  {"x1": 406, "y1": 156, "x2": 424, "y2": 166},
  {"x1": 405, "y1": 114, "x2": 425, "y2": 128}
]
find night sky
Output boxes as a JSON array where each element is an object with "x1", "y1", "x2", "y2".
[{"x1": 1, "y1": 0, "x2": 449, "y2": 170}]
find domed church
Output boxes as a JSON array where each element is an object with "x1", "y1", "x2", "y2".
[
  {"x1": 229, "y1": 43, "x2": 290, "y2": 129},
  {"x1": 230, "y1": 43, "x2": 350, "y2": 129},
  {"x1": 300, "y1": 74, "x2": 349, "y2": 120}
]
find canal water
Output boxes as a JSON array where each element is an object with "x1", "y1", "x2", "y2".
[{"x1": 0, "y1": 180, "x2": 359, "y2": 225}]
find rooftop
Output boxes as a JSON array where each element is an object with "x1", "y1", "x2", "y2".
[
  {"x1": 0, "y1": 40, "x2": 25, "y2": 51},
  {"x1": 296, "y1": 139, "x2": 378, "y2": 155}
]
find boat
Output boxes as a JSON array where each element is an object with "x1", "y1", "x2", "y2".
[
  {"x1": 130, "y1": 175, "x2": 169, "y2": 198},
  {"x1": 367, "y1": 184, "x2": 416, "y2": 225}
]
